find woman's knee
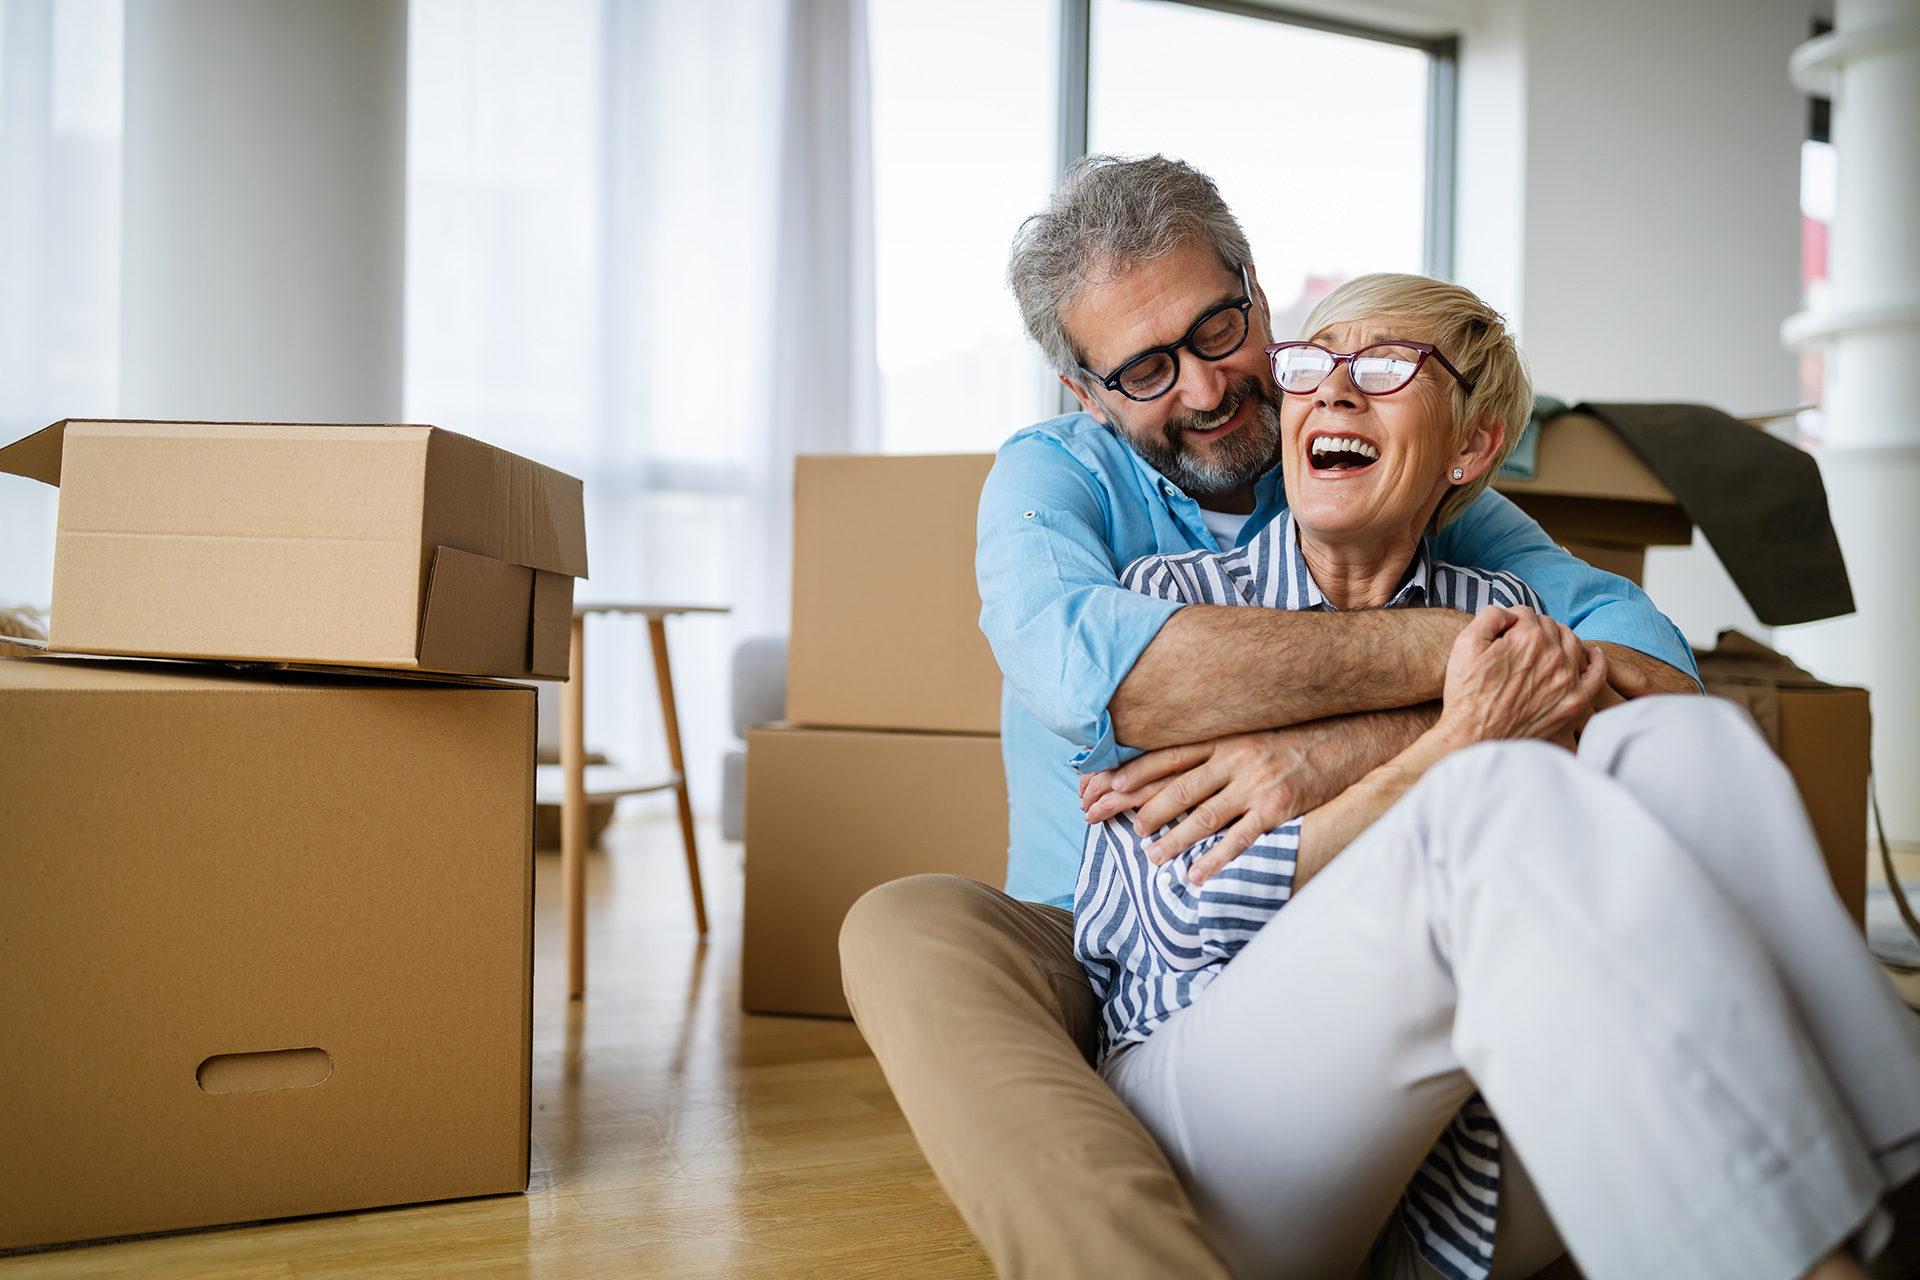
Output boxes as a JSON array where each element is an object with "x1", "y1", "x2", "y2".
[
  {"x1": 1404, "y1": 740, "x2": 1616, "y2": 873},
  {"x1": 1580, "y1": 692, "x2": 1773, "y2": 778}
]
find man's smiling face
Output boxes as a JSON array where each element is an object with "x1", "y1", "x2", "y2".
[{"x1": 1059, "y1": 237, "x2": 1283, "y2": 506}]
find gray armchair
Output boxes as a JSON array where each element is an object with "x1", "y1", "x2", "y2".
[{"x1": 721, "y1": 636, "x2": 787, "y2": 840}]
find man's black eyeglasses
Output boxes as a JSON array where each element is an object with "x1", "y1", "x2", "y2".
[{"x1": 1079, "y1": 264, "x2": 1255, "y2": 403}]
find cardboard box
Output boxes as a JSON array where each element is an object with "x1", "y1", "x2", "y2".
[
  {"x1": 1776, "y1": 686, "x2": 1873, "y2": 927},
  {"x1": 742, "y1": 725, "x2": 1007, "y2": 1017},
  {"x1": 0, "y1": 419, "x2": 588, "y2": 679},
  {"x1": 1494, "y1": 412, "x2": 1692, "y2": 585},
  {"x1": 786, "y1": 454, "x2": 1002, "y2": 733},
  {"x1": 0, "y1": 655, "x2": 534, "y2": 1251}
]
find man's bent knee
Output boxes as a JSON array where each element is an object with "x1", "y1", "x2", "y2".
[
  {"x1": 841, "y1": 874, "x2": 1096, "y2": 1062},
  {"x1": 843, "y1": 873, "x2": 1008, "y2": 959}
]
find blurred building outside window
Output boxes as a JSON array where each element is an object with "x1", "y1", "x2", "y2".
[{"x1": 1798, "y1": 135, "x2": 1835, "y2": 449}]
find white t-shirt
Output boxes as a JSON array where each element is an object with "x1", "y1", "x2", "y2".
[{"x1": 1199, "y1": 506, "x2": 1251, "y2": 552}]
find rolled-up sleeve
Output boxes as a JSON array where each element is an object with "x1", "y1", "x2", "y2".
[
  {"x1": 1436, "y1": 489, "x2": 1700, "y2": 685},
  {"x1": 976, "y1": 435, "x2": 1183, "y2": 772}
]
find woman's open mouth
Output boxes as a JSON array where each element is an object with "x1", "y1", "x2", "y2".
[{"x1": 1306, "y1": 431, "x2": 1381, "y2": 474}]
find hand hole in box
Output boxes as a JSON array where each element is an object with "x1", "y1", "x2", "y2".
[{"x1": 197, "y1": 1047, "x2": 334, "y2": 1095}]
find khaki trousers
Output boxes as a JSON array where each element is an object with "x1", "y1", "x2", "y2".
[{"x1": 840, "y1": 873, "x2": 1232, "y2": 1280}]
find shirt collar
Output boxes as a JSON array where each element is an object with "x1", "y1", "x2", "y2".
[
  {"x1": 1275, "y1": 512, "x2": 1434, "y2": 611},
  {"x1": 1105, "y1": 421, "x2": 1287, "y2": 548}
]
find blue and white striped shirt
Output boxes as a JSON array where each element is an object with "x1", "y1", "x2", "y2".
[{"x1": 1073, "y1": 510, "x2": 1543, "y2": 1280}]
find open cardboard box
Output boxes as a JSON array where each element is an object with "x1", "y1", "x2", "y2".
[
  {"x1": 0, "y1": 419, "x2": 588, "y2": 680},
  {"x1": 1493, "y1": 411, "x2": 1692, "y2": 585},
  {"x1": 0, "y1": 653, "x2": 535, "y2": 1251}
]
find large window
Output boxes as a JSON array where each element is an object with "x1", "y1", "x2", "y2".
[
  {"x1": 868, "y1": 0, "x2": 1061, "y2": 454},
  {"x1": 867, "y1": 0, "x2": 1453, "y2": 456},
  {"x1": 1089, "y1": 0, "x2": 1440, "y2": 340}
]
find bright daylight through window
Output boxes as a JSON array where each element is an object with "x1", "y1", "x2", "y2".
[
  {"x1": 867, "y1": 0, "x2": 1437, "y2": 457},
  {"x1": 1091, "y1": 0, "x2": 1431, "y2": 344},
  {"x1": 868, "y1": 0, "x2": 1059, "y2": 455}
]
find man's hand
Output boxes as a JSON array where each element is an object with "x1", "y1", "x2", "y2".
[{"x1": 1079, "y1": 706, "x2": 1439, "y2": 886}]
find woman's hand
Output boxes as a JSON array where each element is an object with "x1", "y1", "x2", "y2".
[{"x1": 1434, "y1": 606, "x2": 1609, "y2": 750}]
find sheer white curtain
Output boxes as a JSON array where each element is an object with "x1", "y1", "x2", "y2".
[
  {"x1": 406, "y1": 0, "x2": 875, "y2": 814},
  {"x1": 0, "y1": 0, "x2": 122, "y2": 618}
]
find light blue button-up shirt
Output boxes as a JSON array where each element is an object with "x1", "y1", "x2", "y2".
[{"x1": 976, "y1": 411, "x2": 1698, "y2": 908}]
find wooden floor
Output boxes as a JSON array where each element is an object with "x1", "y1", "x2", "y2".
[{"x1": 3, "y1": 820, "x2": 991, "y2": 1279}]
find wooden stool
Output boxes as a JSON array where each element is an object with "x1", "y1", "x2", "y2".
[{"x1": 560, "y1": 603, "x2": 727, "y2": 999}]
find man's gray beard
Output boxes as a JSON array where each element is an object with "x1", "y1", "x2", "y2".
[{"x1": 1123, "y1": 375, "x2": 1284, "y2": 499}]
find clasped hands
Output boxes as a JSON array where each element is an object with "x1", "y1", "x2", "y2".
[{"x1": 1080, "y1": 607, "x2": 1623, "y2": 886}]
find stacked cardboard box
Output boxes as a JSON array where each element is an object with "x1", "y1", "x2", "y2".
[
  {"x1": 1494, "y1": 415, "x2": 1872, "y2": 920},
  {"x1": 742, "y1": 455, "x2": 1007, "y2": 1018},
  {"x1": 0, "y1": 419, "x2": 585, "y2": 1251},
  {"x1": 1493, "y1": 410, "x2": 1692, "y2": 586}
]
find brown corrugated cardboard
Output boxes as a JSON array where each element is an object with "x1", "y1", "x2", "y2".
[
  {"x1": 1495, "y1": 412, "x2": 1692, "y2": 582},
  {"x1": 1776, "y1": 686, "x2": 1873, "y2": 927},
  {"x1": 742, "y1": 725, "x2": 1007, "y2": 1017},
  {"x1": 1557, "y1": 538, "x2": 1650, "y2": 587},
  {"x1": 0, "y1": 419, "x2": 587, "y2": 679},
  {"x1": 0, "y1": 655, "x2": 534, "y2": 1251},
  {"x1": 786, "y1": 454, "x2": 1002, "y2": 734},
  {"x1": 1695, "y1": 632, "x2": 1872, "y2": 928}
]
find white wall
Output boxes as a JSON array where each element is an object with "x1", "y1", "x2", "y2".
[
  {"x1": 120, "y1": 0, "x2": 407, "y2": 421},
  {"x1": 1449, "y1": 0, "x2": 1810, "y2": 649}
]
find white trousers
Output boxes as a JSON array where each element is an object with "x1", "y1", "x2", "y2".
[{"x1": 1103, "y1": 696, "x2": 1920, "y2": 1280}]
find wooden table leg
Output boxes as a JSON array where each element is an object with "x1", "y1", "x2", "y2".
[
  {"x1": 648, "y1": 615, "x2": 709, "y2": 936},
  {"x1": 561, "y1": 614, "x2": 588, "y2": 998}
]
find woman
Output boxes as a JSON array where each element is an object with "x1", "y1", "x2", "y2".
[{"x1": 1072, "y1": 274, "x2": 1920, "y2": 1280}]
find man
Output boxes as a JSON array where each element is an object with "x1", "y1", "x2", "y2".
[{"x1": 840, "y1": 156, "x2": 1697, "y2": 1279}]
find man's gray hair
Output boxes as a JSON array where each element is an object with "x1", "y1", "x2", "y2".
[{"x1": 1007, "y1": 155, "x2": 1252, "y2": 387}]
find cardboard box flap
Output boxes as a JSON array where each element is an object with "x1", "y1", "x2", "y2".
[
  {"x1": 418, "y1": 546, "x2": 536, "y2": 679},
  {"x1": 416, "y1": 546, "x2": 574, "y2": 680},
  {"x1": 0, "y1": 420, "x2": 67, "y2": 486},
  {"x1": 424, "y1": 430, "x2": 589, "y2": 580},
  {"x1": 1492, "y1": 413, "x2": 1678, "y2": 505}
]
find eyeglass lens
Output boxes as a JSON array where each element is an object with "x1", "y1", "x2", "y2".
[
  {"x1": 1113, "y1": 303, "x2": 1249, "y2": 400},
  {"x1": 1272, "y1": 344, "x2": 1424, "y2": 395}
]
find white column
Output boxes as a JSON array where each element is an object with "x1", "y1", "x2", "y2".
[
  {"x1": 119, "y1": 0, "x2": 407, "y2": 422},
  {"x1": 1781, "y1": 0, "x2": 1920, "y2": 846}
]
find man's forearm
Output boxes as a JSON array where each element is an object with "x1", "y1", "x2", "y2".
[
  {"x1": 1110, "y1": 606, "x2": 1469, "y2": 750},
  {"x1": 1595, "y1": 642, "x2": 1699, "y2": 697}
]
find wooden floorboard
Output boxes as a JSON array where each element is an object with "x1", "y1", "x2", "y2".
[{"x1": 4, "y1": 820, "x2": 990, "y2": 1280}]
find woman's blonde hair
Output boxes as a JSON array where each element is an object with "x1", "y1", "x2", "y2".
[{"x1": 1299, "y1": 274, "x2": 1530, "y2": 530}]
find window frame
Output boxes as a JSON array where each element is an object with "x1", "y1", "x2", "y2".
[{"x1": 1057, "y1": 0, "x2": 1459, "y2": 279}]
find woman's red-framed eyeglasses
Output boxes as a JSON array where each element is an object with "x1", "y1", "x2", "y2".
[{"x1": 1264, "y1": 341, "x2": 1476, "y2": 397}]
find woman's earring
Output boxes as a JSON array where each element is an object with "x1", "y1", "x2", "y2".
[{"x1": 1451, "y1": 467, "x2": 1464, "y2": 481}]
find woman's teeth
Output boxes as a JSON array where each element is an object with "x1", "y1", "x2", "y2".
[{"x1": 1310, "y1": 436, "x2": 1381, "y2": 469}]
